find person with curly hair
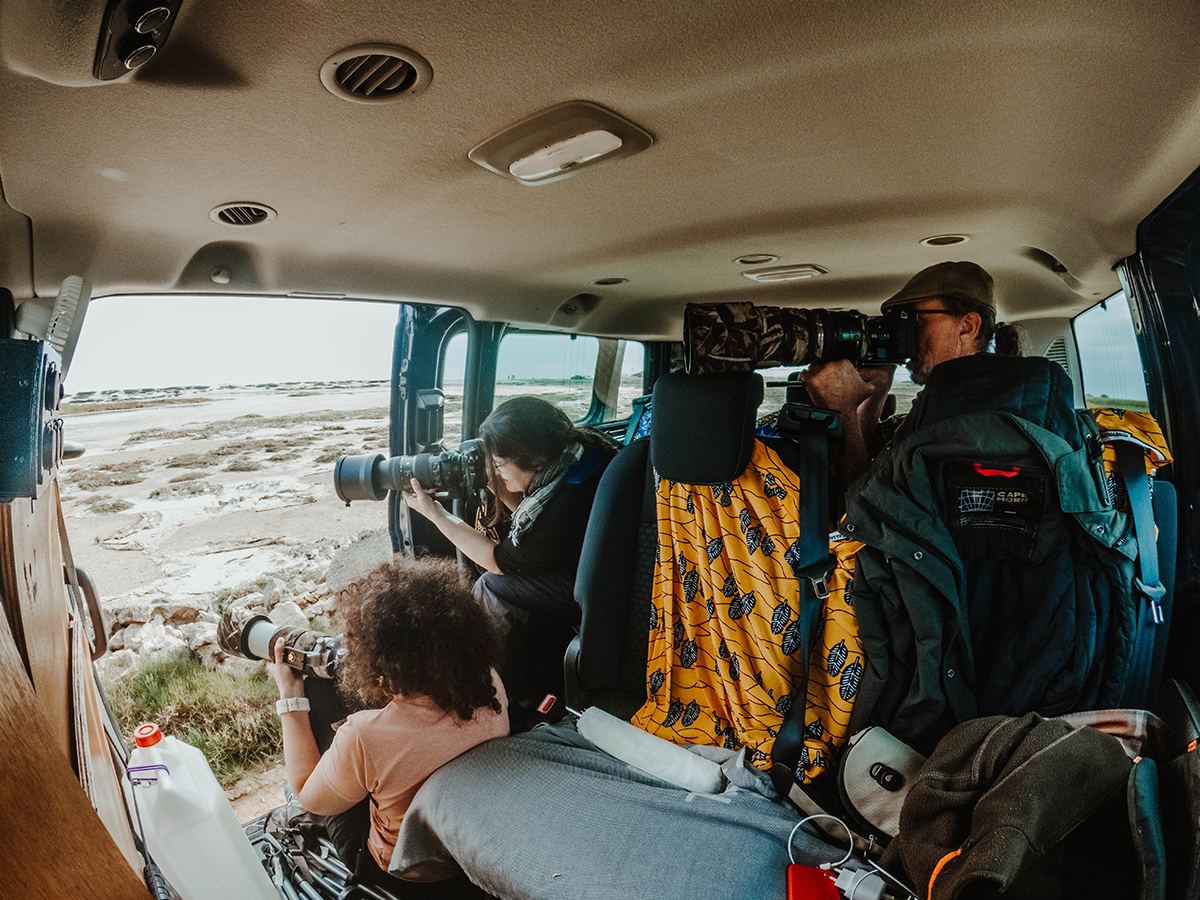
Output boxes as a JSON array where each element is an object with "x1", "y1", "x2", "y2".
[
  {"x1": 267, "y1": 557, "x2": 508, "y2": 896},
  {"x1": 402, "y1": 395, "x2": 618, "y2": 719}
]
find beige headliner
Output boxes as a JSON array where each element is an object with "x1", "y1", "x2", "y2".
[{"x1": 2, "y1": 1, "x2": 1200, "y2": 340}]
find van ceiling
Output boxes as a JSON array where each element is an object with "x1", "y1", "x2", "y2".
[{"x1": 2, "y1": 2, "x2": 1199, "y2": 339}]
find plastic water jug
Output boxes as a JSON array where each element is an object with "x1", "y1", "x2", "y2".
[{"x1": 126, "y1": 723, "x2": 279, "y2": 900}]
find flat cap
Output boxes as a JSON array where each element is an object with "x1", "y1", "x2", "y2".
[{"x1": 880, "y1": 261, "x2": 995, "y2": 314}]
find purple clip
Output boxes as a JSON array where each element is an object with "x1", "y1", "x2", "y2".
[{"x1": 127, "y1": 763, "x2": 171, "y2": 786}]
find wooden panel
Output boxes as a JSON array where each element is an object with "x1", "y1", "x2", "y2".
[
  {"x1": 0, "y1": 574, "x2": 149, "y2": 899},
  {"x1": 0, "y1": 486, "x2": 71, "y2": 757}
]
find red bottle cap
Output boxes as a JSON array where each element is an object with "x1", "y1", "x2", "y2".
[{"x1": 134, "y1": 723, "x2": 163, "y2": 747}]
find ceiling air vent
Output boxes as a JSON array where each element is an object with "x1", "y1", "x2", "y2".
[
  {"x1": 1045, "y1": 337, "x2": 1071, "y2": 374},
  {"x1": 320, "y1": 45, "x2": 432, "y2": 104},
  {"x1": 209, "y1": 203, "x2": 277, "y2": 227}
]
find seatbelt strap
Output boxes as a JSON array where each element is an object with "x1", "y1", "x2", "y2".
[
  {"x1": 1114, "y1": 440, "x2": 1164, "y2": 707},
  {"x1": 769, "y1": 404, "x2": 839, "y2": 795}
]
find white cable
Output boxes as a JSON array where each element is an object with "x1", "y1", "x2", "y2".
[
  {"x1": 868, "y1": 858, "x2": 918, "y2": 900},
  {"x1": 787, "y1": 813, "x2": 855, "y2": 868}
]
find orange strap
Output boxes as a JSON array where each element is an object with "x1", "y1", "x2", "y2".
[{"x1": 928, "y1": 848, "x2": 962, "y2": 900}]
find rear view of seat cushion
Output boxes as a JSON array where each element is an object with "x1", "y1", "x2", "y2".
[{"x1": 631, "y1": 440, "x2": 815, "y2": 769}]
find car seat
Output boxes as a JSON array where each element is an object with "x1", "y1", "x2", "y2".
[{"x1": 567, "y1": 370, "x2": 847, "y2": 782}]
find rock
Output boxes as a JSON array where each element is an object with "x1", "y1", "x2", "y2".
[
  {"x1": 95, "y1": 649, "x2": 139, "y2": 686},
  {"x1": 200, "y1": 610, "x2": 220, "y2": 624},
  {"x1": 108, "y1": 627, "x2": 126, "y2": 652},
  {"x1": 175, "y1": 622, "x2": 226, "y2": 668},
  {"x1": 230, "y1": 592, "x2": 266, "y2": 611},
  {"x1": 129, "y1": 618, "x2": 188, "y2": 660},
  {"x1": 269, "y1": 601, "x2": 309, "y2": 631},
  {"x1": 261, "y1": 579, "x2": 285, "y2": 609},
  {"x1": 179, "y1": 621, "x2": 218, "y2": 649},
  {"x1": 107, "y1": 597, "x2": 202, "y2": 628},
  {"x1": 324, "y1": 529, "x2": 392, "y2": 593}
]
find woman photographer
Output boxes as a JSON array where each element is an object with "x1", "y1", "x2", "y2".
[
  {"x1": 402, "y1": 395, "x2": 619, "y2": 716},
  {"x1": 267, "y1": 558, "x2": 508, "y2": 896}
]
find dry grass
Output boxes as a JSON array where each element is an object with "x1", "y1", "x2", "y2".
[
  {"x1": 168, "y1": 472, "x2": 208, "y2": 484},
  {"x1": 166, "y1": 452, "x2": 218, "y2": 468},
  {"x1": 86, "y1": 497, "x2": 134, "y2": 514},
  {"x1": 150, "y1": 481, "x2": 214, "y2": 499},
  {"x1": 108, "y1": 651, "x2": 281, "y2": 787},
  {"x1": 224, "y1": 459, "x2": 263, "y2": 472}
]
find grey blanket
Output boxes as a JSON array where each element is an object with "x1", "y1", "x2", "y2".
[{"x1": 392, "y1": 720, "x2": 846, "y2": 900}]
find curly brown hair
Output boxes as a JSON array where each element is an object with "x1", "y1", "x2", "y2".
[{"x1": 336, "y1": 557, "x2": 504, "y2": 720}]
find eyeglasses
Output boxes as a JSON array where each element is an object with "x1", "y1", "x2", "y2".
[{"x1": 912, "y1": 308, "x2": 958, "y2": 318}]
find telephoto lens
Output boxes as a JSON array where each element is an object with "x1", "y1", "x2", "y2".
[
  {"x1": 334, "y1": 438, "x2": 487, "y2": 504},
  {"x1": 684, "y1": 301, "x2": 918, "y2": 374},
  {"x1": 216, "y1": 606, "x2": 341, "y2": 680}
]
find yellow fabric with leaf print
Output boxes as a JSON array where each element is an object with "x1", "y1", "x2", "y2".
[
  {"x1": 631, "y1": 440, "x2": 862, "y2": 781},
  {"x1": 1090, "y1": 408, "x2": 1172, "y2": 502},
  {"x1": 798, "y1": 533, "x2": 864, "y2": 782}
]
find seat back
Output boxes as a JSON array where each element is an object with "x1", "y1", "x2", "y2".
[{"x1": 574, "y1": 371, "x2": 844, "y2": 773}]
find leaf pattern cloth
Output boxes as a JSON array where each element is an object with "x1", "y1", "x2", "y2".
[{"x1": 632, "y1": 441, "x2": 863, "y2": 781}]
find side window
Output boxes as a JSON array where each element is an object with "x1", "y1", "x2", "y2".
[
  {"x1": 495, "y1": 333, "x2": 644, "y2": 423},
  {"x1": 442, "y1": 331, "x2": 468, "y2": 448},
  {"x1": 1073, "y1": 292, "x2": 1149, "y2": 411}
]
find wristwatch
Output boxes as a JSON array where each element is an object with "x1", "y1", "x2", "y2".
[{"x1": 276, "y1": 696, "x2": 311, "y2": 715}]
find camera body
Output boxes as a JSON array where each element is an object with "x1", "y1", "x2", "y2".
[
  {"x1": 684, "y1": 302, "x2": 919, "y2": 374},
  {"x1": 334, "y1": 438, "x2": 487, "y2": 504}
]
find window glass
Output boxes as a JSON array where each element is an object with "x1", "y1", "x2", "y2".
[
  {"x1": 1073, "y1": 292, "x2": 1149, "y2": 411},
  {"x1": 495, "y1": 333, "x2": 644, "y2": 423},
  {"x1": 442, "y1": 331, "x2": 467, "y2": 448}
]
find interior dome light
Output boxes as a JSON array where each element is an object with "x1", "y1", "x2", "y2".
[
  {"x1": 742, "y1": 264, "x2": 828, "y2": 283},
  {"x1": 509, "y1": 130, "x2": 624, "y2": 182},
  {"x1": 469, "y1": 101, "x2": 653, "y2": 185}
]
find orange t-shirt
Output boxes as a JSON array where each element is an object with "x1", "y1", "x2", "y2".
[{"x1": 311, "y1": 671, "x2": 509, "y2": 870}]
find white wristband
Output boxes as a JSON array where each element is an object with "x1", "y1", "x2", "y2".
[{"x1": 276, "y1": 697, "x2": 311, "y2": 715}]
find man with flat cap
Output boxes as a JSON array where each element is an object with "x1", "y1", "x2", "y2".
[{"x1": 803, "y1": 261, "x2": 1019, "y2": 486}]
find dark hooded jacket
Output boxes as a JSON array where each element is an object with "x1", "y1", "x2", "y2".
[{"x1": 843, "y1": 355, "x2": 1137, "y2": 752}]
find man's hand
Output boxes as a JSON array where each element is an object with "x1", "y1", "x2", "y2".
[{"x1": 801, "y1": 360, "x2": 875, "y2": 414}]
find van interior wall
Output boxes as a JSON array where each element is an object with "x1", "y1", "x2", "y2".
[{"x1": 0, "y1": 490, "x2": 149, "y2": 899}]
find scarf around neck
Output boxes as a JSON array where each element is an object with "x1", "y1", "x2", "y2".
[{"x1": 507, "y1": 442, "x2": 584, "y2": 547}]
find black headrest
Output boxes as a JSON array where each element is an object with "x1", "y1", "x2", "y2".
[
  {"x1": 650, "y1": 372, "x2": 763, "y2": 483},
  {"x1": 907, "y1": 354, "x2": 1084, "y2": 448}
]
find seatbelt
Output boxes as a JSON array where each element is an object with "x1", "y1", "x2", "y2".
[
  {"x1": 1114, "y1": 440, "x2": 1165, "y2": 709},
  {"x1": 769, "y1": 403, "x2": 839, "y2": 796}
]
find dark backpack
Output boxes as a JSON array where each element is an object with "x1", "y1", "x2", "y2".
[{"x1": 844, "y1": 354, "x2": 1145, "y2": 752}]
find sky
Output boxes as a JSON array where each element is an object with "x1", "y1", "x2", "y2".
[
  {"x1": 66, "y1": 295, "x2": 400, "y2": 392},
  {"x1": 63, "y1": 292, "x2": 1144, "y2": 398},
  {"x1": 65, "y1": 295, "x2": 642, "y2": 393}
]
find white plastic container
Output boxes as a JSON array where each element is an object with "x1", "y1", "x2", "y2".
[{"x1": 126, "y1": 722, "x2": 279, "y2": 900}]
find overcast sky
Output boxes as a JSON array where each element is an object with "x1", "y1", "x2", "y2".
[
  {"x1": 64, "y1": 293, "x2": 1144, "y2": 399},
  {"x1": 66, "y1": 295, "x2": 640, "y2": 393}
]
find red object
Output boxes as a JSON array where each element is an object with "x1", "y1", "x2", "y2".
[
  {"x1": 134, "y1": 722, "x2": 163, "y2": 747},
  {"x1": 974, "y1": 463, "x2": 1020, "y2": 478},
  {"x1": 787, "y1": 864, "x2": 839, "y2": 900},
  {"x1": 537, "y1": 694, "x2": 557, "y2": 715}
]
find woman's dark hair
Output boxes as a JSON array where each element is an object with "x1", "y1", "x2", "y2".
[
  {"x1": 477, "y1": 395, "x2": 618, "y2": 525},
  {"x1": 337, "y1": 557, "x2": 504, "y2": 720},
  {"x1": 940, "y1": 297, "x2": 1024, "y2": 356}
]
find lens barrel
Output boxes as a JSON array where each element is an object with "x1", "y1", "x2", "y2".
[
  {"x1": 333, "y1": 440, "x2": 486, "y2": 504},
  {"x1": 684, "y1": 301, "x2": 919, "y2": 373}
]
